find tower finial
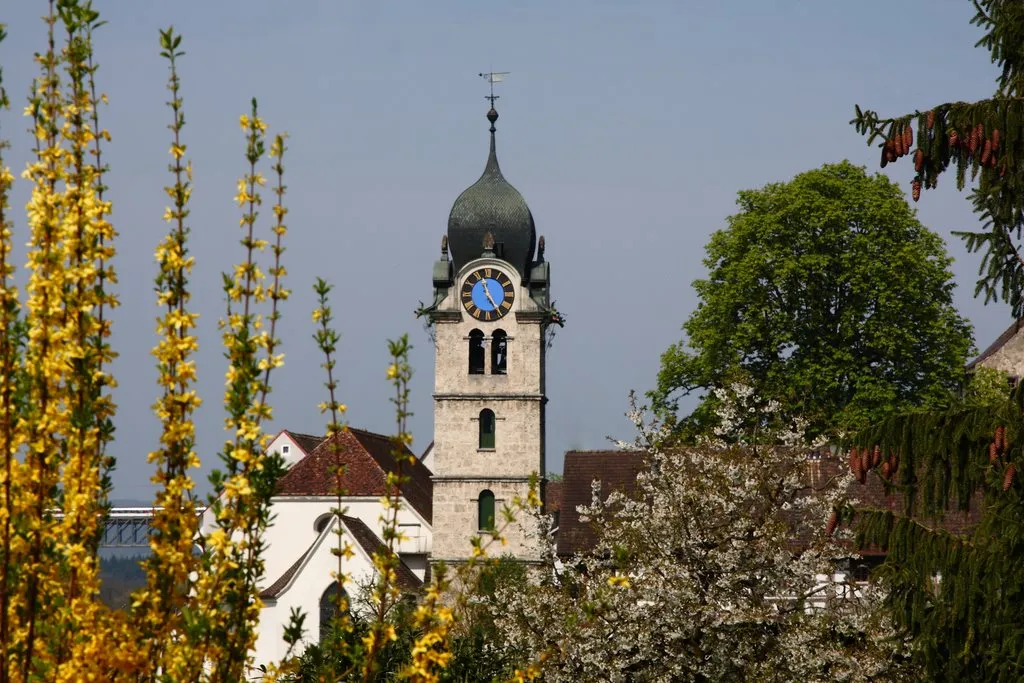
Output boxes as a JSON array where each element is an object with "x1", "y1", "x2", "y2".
[{"x1": 479, "y1": 71, "x2": 508, "y2": 133}]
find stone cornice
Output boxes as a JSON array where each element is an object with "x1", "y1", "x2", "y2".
[
  {"x1": 431, "y1": 556, "x2": 544, "y2": 566},
  {"x1": 428, "y1": 310, "x2": 463, "y2": 323},
  {"x1": 432, "y1": 392, "x2": 545, "y2": 401},
  {"x1": 431, "y1": 475, "x2": 533, "y2": 483},
  {"x1": 515, "y1": 310, "x2": 549, "y2": 324}
]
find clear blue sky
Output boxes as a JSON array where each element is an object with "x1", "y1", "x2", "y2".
[{"x1": 1, "y1": 1, "x2": 1006, "y2": 502}]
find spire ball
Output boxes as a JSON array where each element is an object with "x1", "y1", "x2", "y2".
[{"x1": 487, "y1": 107, "x2": 498, "y2": 132}]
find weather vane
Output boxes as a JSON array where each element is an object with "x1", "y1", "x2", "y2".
[{"x1": 479, "y1": 71, "x2": 509, "y2": 108}]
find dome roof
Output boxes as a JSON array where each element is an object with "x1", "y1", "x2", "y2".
[{"x1": 447, "y1": 108, "x2": 536, "y2": 279}]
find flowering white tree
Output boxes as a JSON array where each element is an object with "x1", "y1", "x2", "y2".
[{"x1": 495, "y1": 388, "x2": 915, "y2": 682}]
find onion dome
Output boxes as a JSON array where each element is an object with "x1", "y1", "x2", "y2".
[{"x1": 447, "y1": 107, "x2": 536, "y2": 279}]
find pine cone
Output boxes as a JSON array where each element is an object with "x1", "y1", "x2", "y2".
[
  {"x1": 914, "y1": 149, "x2": 924, "y2": 172},
  {"x1": 860, "y1": 449, "x2": 870, "y2": 474},
  {"x1": 848, "y1": 448, "x2": 859, "y2": 474},
  {"x1": 991, "y1": 441, "x2": 1000, "y2": 464},
  {"x1": 996, "y1": 425, "x2": 1005, "y2": 451},
  {"x1": 992, "y1": 128, "x2": 1000, "y2": 150},
  {"x1": 1004, "y1": 462, "x2": 1016, "y2": 492},
  {"x1": 949, "y1": 130, "x2": 960, "y2": 149},
  {"x1": 927, "y1": 110, "x2": 936, "y2": 130},
  {"x1": 981, "y1": 139, "x2": 993, "y2": 166},
  {"x1": 903, "y1": 126, "x2": 913, "y2": 151},
  {"x1": 912, "y1": 179, "x2": 921, "y2": 202},
  {"x1": 872, "y1": 444, "x2": 882, "y2": 468},
  {"x1": 825, "y1": 510, "x2": 839, "y2": 536},
  {"x1": 881, "y1": 461, "x2": 892, "y2": 479},
  {"x1": 888, "y1": 452, "x2": 898, "y2": 474}
]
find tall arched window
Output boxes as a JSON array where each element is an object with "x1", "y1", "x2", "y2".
[
  {"x1": 479, "y1": 409, "x2": 495, "y2": 449},
  {"x1": 491, "y1": 330, "x2": 507, "y2": 375},
  {"x1": 468, "y1": 329, "x2": 485, "y2": 375},
  {"x1": 319, "y1": 582, "x2": 349, "y2": 642},
  {"x1": 478, "y1": 490, "x2": 496, "y2": 531}
]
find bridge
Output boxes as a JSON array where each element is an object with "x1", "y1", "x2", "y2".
[{"x1": 52, "y1": 507, "x2": 208, "y2": 549}]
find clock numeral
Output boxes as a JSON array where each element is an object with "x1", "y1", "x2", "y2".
[
  {"x1": 461, "y1": 289, "x2": 472, "y2": 300},
  {"x1": 484, "y1": 310, "x2": 493, "y2": 321},
  {"x1": 500, "y1": 300, "x2": 511, "y2": 311},
  {"x1": 484, "y1": 268, "x2": 492, "y2": 278}
]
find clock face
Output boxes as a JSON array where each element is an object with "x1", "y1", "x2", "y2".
[{"x1": 461, "y1": 268, "x2": 515, "y2": 321}]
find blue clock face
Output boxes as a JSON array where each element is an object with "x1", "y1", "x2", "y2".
[{"x1": 461, "y1": 268, "x2": 515, "y2": 321}]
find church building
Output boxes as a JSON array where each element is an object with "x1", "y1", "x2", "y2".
[{"x1": 234, "y1": 102, "x2": 561, "y2": 670}]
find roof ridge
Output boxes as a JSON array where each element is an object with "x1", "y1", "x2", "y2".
[{"x1": 969, "y1": 318, "x2": 1024, "y2": 369}]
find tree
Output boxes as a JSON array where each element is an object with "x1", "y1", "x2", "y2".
[
  {"x1": 652, "y1": 161, "x2": 973, "y2": 441},
  {"x1": 846, "y1": 3, "x2": 1024, "y2": 679},
  {"x1": 493, "y1": 392, "x2": 915, "y2": 682}
]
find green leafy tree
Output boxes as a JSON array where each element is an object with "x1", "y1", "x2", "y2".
[
  {"x1": 845, "y1": 2, "x2": 1024, "y2": 680},
  {"x1": 652, "y1": 161, "x2": 973, "y2": 441}
]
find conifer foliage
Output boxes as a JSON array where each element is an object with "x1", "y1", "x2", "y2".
[{"x1": 850, "y1": 2, "x2": 1024, "y2": 678}]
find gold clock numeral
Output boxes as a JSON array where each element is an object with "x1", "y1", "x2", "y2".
[
  {"x1": 484, "y1": 310, "x2": 493, "y2": 321},
  {"x1": 500, "y1": 300, "x2": 511, "y2": 311},
  {"x1": 484, "y1": 268, "x2": 492, "y2": 278},
  {"x1": 461, "y1": 289, "x2": 472, "y2": 300}
]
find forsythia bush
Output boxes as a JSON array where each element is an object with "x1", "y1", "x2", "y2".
[{"x1": 0, "y1": 4, "x2": 532, "y2": 682}]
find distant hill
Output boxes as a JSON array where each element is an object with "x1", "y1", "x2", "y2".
[{"x1": 99, "y1": 554, "x2": 147, "y2": 610}]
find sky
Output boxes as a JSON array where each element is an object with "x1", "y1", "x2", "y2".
[{"x1": 0, "y1": 1, "x2": 1010, "y2": 503}]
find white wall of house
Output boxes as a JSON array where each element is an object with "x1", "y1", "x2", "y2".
[
  {"x1": 266, "y1": 432, "x2": 309, "y2": 469},
  {"x1": 260, "y1": 497, "x2": 432, "y2": 589},
  {"x1": 251, "y1": 516, "x2": 377, "y2": 675}
]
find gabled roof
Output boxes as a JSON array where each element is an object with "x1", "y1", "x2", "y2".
[
  {"x1": 556, "y1": 450, "x2": 647, "y2": 557},
  {"x1": 275, "y1": 427, "x2": 434, "y2": 523},
  {"x1": 968, "y1": 318, "x2": 1023, "y2": 370},
  {"x1": 260, "y1": 515, "x2": 422, "y2": 600},
  {"x1": 342, "y1": 516, "x2": 422, "y2": 591},
  {"x1": 284, "y1": 430, "x2": 327, "y2": 457}
]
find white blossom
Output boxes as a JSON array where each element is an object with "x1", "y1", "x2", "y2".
[{"x1": 492, "y1": 389, "x2": 914, "y2": 682}]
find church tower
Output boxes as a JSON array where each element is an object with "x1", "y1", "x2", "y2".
[{"x1": 420, "y1": 105, "x2": 557, "y2": 563}]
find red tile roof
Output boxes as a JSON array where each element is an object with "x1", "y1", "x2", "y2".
[
  {"x1": 284, "y1": 430, "x2": 326, "y2": 457},
  {"x1": 275, "y1": 427, "x2": 433, "y2": 523},
  {"x1": 544, "y1": 480, "x2": 563, "y2": 514},
  {"x1": 556, "y1": 450, "x2": 647, "y2": 556}
]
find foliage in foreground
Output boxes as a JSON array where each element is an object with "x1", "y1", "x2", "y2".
[
  {"x1": 848, "y1": 2, "x2": 1024, "y2": 679},
  {"x1": 652, "y1": 162, "x2": 974, "y2": 443},
  {"x1": 0, "y1": 5, "x2": 546, "y2": 681},
  {"x1": 493, "y1": 390, "x2": 916, "y2": 682}
]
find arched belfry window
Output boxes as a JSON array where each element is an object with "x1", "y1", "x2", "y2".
[
  {"x1": 491, "y1": 330, "x2": 507, "y2": 375},
  {"x1": 478, "y1": 490, "x2": 496, "y2": 531},
  {"x1": 319, "y1": 582, "x2": 349, "y2": 642},
  {"x1": 479, "y1": 409, "x2": 495, "y2": 449},
  {"x1": 468, "y1": 329, "x2": 485, "y2": 375}
]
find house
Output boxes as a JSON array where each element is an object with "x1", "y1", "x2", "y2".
[
  {"x1": 200, "y1": 427, "x2": 433, "y2": 669},
  {"x1": 968, "y1": 318, "x2": 1024, "y2": 384}
]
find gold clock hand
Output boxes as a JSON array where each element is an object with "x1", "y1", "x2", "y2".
[{"x1": 482, "y1": 279, "x2": 499, "y2": 310}]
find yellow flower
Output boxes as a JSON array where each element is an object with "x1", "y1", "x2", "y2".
[
  {"x1": 386, "y1": 363, "x2": 399, "y2": 379},
  {"x1": 607, "y1": 573, "x2": 631, "y2": 589}
]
